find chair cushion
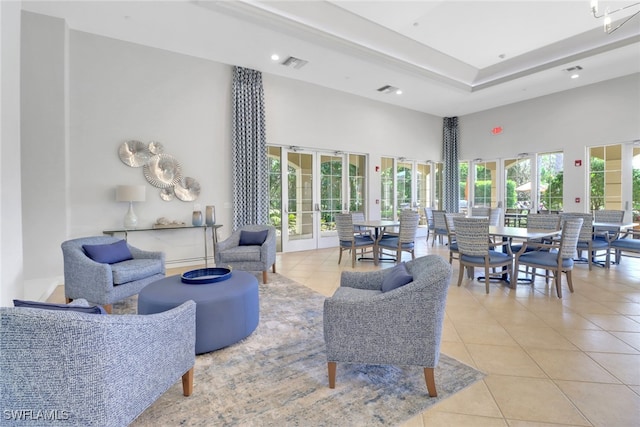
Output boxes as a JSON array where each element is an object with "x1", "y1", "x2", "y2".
[
  {"x1": 13, "y1": 299, "x2": 106, "y2": 314},
  {"x1": 239, "y1": 230, "x2": 268, "y2": 246},
  {"x1": 218, "y1": 245, "x2": 262, "y2": 263},
  {"x1": 381, "y1": 262, "x2": 413, "y2": 293},
  {"x1": 83, "y1": 239, "x2": 133, "y2": 264},
  {"x1": 610, "y1": 238, "x2": 640, "y2": 251},
  {"x1": 577, "y1": 240, "x2": 608, "y2": 250},
  {"x1": 461, "y1": 250, "x2": 511, "y2": 265},
  {"x1": 519, "y1": 251, "x2": 574, "y2": 269},
  {"x1": 111, "y1": 259, "x2": 164, "y2": 285}
]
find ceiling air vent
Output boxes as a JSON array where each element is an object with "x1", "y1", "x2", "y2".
[
  {"x1": 377, "y1": 85, "x2": 400, "y2": 94},
  {"x1": 281, "y1": 56, "x2": 308, "y2": 69},
  {"x1": 563, "y1": 65, "x2": 583, "y2": 73}
]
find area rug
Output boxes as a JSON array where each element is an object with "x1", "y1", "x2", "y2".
[{"x1": 118, "y1": 273, "x2": 484, "y2": 427}]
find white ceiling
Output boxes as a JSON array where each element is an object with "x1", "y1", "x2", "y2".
[{"x1": 21, "y1": 0, "x2": 640, "y2": 116}]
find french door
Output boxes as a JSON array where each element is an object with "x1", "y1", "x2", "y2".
[{"x1": 269, "y1": 147, "x2": 367, "y2": 252}]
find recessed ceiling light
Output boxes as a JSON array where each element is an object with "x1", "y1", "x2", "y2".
[
  {"x1": 395, "y1": 89, "x2": 403, "y2": 95},
  {"x1": 571, "y1": 74, "x2": 580, "y2": 79},
  {"x1": 270, "y1": 54, "x2": 280, "y2": 61}
]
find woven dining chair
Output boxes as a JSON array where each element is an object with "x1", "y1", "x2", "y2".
[
  {"x1": 513, "y1": 217, "x2": 583, "y2": 298},
  {"x1": 378, "y1": 210, "x2": 420, "y2": 263},
  {"x1": 431, "y1": 210, "x2": 448, "y2": 246},
  {"x1": 444, "y1": 212, "x2": 466, "y2": 264},
  {"x1": 453, "y1": 217, "x2": 513, "y2": 294},
  {"x1": 336, "y1": 213, "x2": 376, "y2": 267},
  {"x1": 561, "y1": 212, "x2": 608, "y2": 270}
]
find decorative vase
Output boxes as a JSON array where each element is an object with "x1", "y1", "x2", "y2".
[
  {"x1": 205, "y1": 205, "x2": 216, "y2": 226},
  {"x1": 192, "y1": 211, "x2": 203, "y2": 227}
]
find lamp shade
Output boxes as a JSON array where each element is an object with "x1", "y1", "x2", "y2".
[{"x1": 116, "y1": 185, "x2": 146, "y2": 202}]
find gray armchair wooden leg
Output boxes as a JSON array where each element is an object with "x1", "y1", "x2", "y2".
[
  {"x1": 328, "y1": 361, "x2": 336, "y2": 389},
  {"x1": 423, "y1": 367, "x2": 437, "y2": 397},
  {"x1": 182, "y1": 367, "x2": 194, "y2": 397}
]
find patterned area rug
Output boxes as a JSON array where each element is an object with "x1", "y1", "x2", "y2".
[{"x1": 121, "y1": 273, "x2": 484, "y2": 426}]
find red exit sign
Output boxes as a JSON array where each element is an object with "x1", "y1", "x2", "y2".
[{"x1": 491, "y1": 126, "x2": 503, "y2": 135}]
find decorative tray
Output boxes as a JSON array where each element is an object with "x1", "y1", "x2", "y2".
[{"x1": 181, "y1": 267, "x2": 232, "y2": 284}]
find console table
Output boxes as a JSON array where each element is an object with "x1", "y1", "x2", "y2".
[{"x1": 103, "y1": 224, "x2": 223, "y2": 267}]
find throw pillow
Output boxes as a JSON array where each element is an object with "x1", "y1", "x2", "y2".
[
  {"x1": 13, "y1": 299, "x2": 106, "y2": 315},
  {"x1": 381, "y1": 262, "x2": 413, "y2": 293},
  {"x1": 239, "y1": 229, "x2": 268, "y2": 246},
  {"x1": 83, "y1": 240, "x2": 133, "y2": 264}
]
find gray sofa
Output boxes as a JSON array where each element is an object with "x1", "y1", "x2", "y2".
[
  {"x1": 61, "y1": 236, "x2": 165, "y2": 313},
  {"x1": 323, "y1": 254, "x2": 452, "y2": 397},
  {"x1": 0, "y1": 300, "x2": 196, "y2": 426}
]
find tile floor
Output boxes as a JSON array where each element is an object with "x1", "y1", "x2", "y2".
[
  {"x1": 273, "y1": 238, "x2": 640, "y2": 427},
  {"x1": 49, "y1": 237, "x2": 640, "y2": 426}
]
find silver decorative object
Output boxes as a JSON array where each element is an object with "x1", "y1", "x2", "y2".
[
  {"x1": 174, "y1": 177, "x2": 201, "y2": 202},
  {"x1": 159, "y1": 188, "x2": 174, "y2": 201},
  {"x1": 143, "y1": 154, "x2": 183, "y2": 189},
  {"x1": 148, "y1": 141, "x2": 164, "y2": 155},
  {"x1": 118, "y1": 140, "x2": 152, "y2": 167}
]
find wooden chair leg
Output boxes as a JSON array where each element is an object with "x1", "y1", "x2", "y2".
[
  {"x1": 262, "y1": 270, "x2": 268, "y2": 284},
  {"x1": 457, "y1": 264, "x2": 464, "y2": 286},
  {"x1": 565, "y1": 270, "x2": 574, "y2": 293},
  {"x1": 423, "y1": 367, "x2": 437, "y2": 397},
  {"x1": 555, "y1": 269, "x2": 563, "y2": 298},
  {"x1": 182, "y1": 367, "x2": 194, "y2": 396},
  {"x1": 272, "y1": 264, "x2": 276, "y2": 273},
  {"x1": 338, "y1": 248, "x2": 343, "y2": 265},
  {"x1": 328, "y1": 362, "x2": 336, "y2": 389},
  {"x1": 103, "y1": 304, "x2": 113, "y2": 314},
  {"x1": 484, "y1": 267, "x2": 490, "y2": 294}
]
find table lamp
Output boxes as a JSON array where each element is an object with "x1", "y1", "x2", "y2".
[{"x1": 116, "y1": 185, "x2": 146, "y2": 228}]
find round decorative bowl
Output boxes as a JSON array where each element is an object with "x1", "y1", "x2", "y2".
[{"x1": 181, "y1": 267, "x2": 232, "y2": 284}]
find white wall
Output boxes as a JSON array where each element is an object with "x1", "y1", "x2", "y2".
[
  {"x1": 460, "y1": 74, "x2": 640, "y2": 214},
  {"x1": 264, "y1": 74, "x2": 442, "y2": 219},
  {"x1": 1, "y1": 0, "x2": 24, "y2": 306},
  {"x1": 20, "y1": 11, "x2": 68, "y2": 298},
  {"x1": 18, "y1": 13, "x2": 441, "y2": 294}
]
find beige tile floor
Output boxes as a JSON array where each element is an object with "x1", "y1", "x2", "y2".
[
  {"x1": 49, "y1": 237, "x2": 640, "y2": 426},
  {"x1": 272, "y1": 238, "x2": 640, "y2": 427}
]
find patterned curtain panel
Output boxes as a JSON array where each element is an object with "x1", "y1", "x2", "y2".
[
  {"x1": 442, "y1": 117, "x2": 459, "y2": 213},
  {"x1": 232, "y1": 66, "x2": 269, "y2": 229}
]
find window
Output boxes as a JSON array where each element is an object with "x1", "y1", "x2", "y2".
[
  {"x1": 474, "y1": 160, "x2": 497, "y2": 207},
  {"x1": 380, "y1": 157, "x2": 394, "y2": 220},
  {"x1": 634, "y1": 146, "x2": 640, "y2": 223},
  {"x1": 538, "y1": 151, "x2": 563, "y2": 212},
  {"x1": 590, "y1": 144, "x2": 622, "y2": 211},
  {"x1": 348, "y1": 154, "x2": 366, "y2": 213}
]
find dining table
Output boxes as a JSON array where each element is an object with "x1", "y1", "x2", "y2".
[{"x1": 352, "y1": 219, "x2": 401, "y2": 263}]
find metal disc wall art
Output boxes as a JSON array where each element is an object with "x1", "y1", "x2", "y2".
[
  {"x1": 159, "y1": 188, "x2": 175, "y2": 201},
  {"x1": 118, "y1": 140, "x2": 151, "y2": 167},
  {"x1": 174, "y1": 177, "x2": 201, "y2": 201},
  {"x1": 118, "y1": 140, "x2": 200, "y2": 202},
  {"x1": 143, "y1": 154, "x2": 183, "y2": 189},
  {"x1": 148, "y1": 141, "x2": 165, "y2": 155}
]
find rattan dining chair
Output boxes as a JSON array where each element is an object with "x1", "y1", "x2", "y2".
[
  {"x1": 513, "y1": 217, "x2": 583, "y2": 298},
  {"x1": 378, "y1": 210, "x2": 420, "y2": 263},
  {"x1": 336, "y1": 213, "x2": 376, "y2": 267},
  {"x1": 431, "y1": 210, "x2": 448, "y2": 246},
  {"x1": 561, "y1": 212, "x2": 608, "y2": 270},
  {"x1": 444, "y1": 212, "x2": 465, "y2": 264},
  {"x1": 453, "y1": 216, "x2": 513, "y2": 294}
]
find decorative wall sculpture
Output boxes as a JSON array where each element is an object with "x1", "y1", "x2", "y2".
[{"x1": 118, "y1": 140, "x2": 201, "y2": 202}]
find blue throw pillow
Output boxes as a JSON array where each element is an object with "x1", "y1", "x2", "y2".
[
  {"x1": 13, "y1": 299, "x2": 106, "y2": 315},
  {"x1": 239, "y1": 229, "x2": 268, "y2": 246},
  {"x1": 83, "y1": 240, "x2": 133, "y2": 264},
  {"x1": 381, "y1": 262, "x2": 413, "y2": 293}
]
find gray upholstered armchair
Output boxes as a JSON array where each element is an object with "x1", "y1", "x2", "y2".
[
  {"x1": 61, "y1": 236, "x2": 165, "y2": 313},
  {"x1": 0, "y1": 300, "x2": 196, "y2": 426},
  {"x1": 215, "y1": 224, "x2": 276, "y2": 284},
  {"x1": 323, "y1": 255, "x2": 452, "y2": 397}
]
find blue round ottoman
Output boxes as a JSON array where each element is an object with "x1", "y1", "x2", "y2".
[{"x1": 138, "y1": 271, "x2": 259, "y2": 354}]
